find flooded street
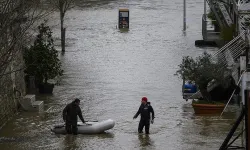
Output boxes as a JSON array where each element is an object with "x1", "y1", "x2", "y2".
[{"x1": 0, "y1": 0, "x2": 243, "y2": 149}]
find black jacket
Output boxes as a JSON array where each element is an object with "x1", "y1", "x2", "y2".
[
  {"x1": 134, "y1": 102, "x2": 155, "y2": 120},
  {"x1": 63, "y1": 102, "x2": 85, "y2": 123}
]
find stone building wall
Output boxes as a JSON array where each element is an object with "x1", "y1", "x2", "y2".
[
  {"x1": 0, "y1": 50, "x2": 26, "y2": 129},
  {"x1": 0, "y1": 0, "x2": 27, "y2": 129}
]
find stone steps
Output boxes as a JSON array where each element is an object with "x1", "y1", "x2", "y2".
[{"x1": 20, "y1": 95, "x2": 44, "y2": 112}]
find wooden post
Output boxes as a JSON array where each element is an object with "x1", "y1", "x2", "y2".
[
  {"x1": 204, "y1": 0, "x2": 206, "y2": 19},
  {"x1": 245, "y1": 30, "x2": 249, "y2": 71},
  {"x1": 245, "y1": 34, "x2": 250, "y2": 150},
  {"x1": 247, "y1": 90, "x2": 250, "y2": 150},
  {"x1": 183, "y1": 0, "x2": 186, "y2": 31}
]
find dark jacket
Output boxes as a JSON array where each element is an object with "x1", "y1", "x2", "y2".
[
  {"x1": 134, "y1": 102, "x2": 155, "y2": 121},
  {"x1": 63, "y1": 102, "x2": 85, "y2": 123}
]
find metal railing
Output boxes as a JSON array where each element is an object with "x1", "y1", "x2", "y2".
[
  {"x1": 185, "y1": 0, "x2": 250, "y2": 100},
  {"x1": 186, "y1": 31, "x2": 247, "y2": 100}
]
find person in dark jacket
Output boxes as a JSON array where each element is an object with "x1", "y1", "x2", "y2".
[
  {"x1": 133, "y1": 97, "x2": 155, "y2": 134},
  {"x1": 63, "y1": 98, "x2": 85, "y2": 135}
]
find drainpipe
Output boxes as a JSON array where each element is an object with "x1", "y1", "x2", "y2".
[
  {"x1": 245, "y1": 29, "x2": 250, "y2": 149},
  {"x1": 245, "y1": 90, "x2": 250, "y2": 150}
]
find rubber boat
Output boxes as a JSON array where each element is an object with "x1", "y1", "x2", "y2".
[{"x1": 51, "y1": 119, "x2": 115, "y2": 134}]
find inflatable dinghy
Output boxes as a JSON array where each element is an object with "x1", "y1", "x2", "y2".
[{"x1": 51, "y1": 119, "x2": 115, "y2": 134}]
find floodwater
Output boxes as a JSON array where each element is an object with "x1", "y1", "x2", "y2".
[{"x1": 0, "y1": 0, "x2": 243, "y2": 149}]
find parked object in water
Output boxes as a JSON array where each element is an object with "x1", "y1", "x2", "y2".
[
  {"x1": 195, "y1": 40, "x2": 217, "y2": 47},
  {"x1": 51, "y1": 119, "x2": 115, "y2": 134},
  {"x1": 182, "y1": 82, "x2": 201, "y2": 100},
  {"x1": 192, "y1": 101, "x2": 225, "y2": 114},
  {"x1": 183, "y1": 82, "x2": 197, "y2": 93},
  {"x1": 118, "y1": 8, "x2": 129, "y2": 29}
]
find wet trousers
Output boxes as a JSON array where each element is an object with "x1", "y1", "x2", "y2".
[
  {"x1": 138, "y1": 119, "x2": 150, "y2": 134},
  {"x1": 65, "y1": 121, "x2": 78, "y2": 135}
]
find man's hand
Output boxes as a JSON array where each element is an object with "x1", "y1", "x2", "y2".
[{"x1": 151, "y1": 119, "x2": 154, "y2": 124}]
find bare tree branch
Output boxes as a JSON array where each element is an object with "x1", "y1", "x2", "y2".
[
  {"x1": 64, "y1": 0, "x2": 74, "y2": 13},
  {"x1": 0, "y1": 0, "x2": 54, "y2": 81},
  {"x1": 48, "y1": 0, "x2": 74, "y2": 14}
]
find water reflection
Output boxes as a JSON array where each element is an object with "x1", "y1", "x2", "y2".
[
  {"x1": 62, "y1": 135, "x2": 78, "y2": 150},
  {"x1": 60, "y1": 132, "x2": 115, "y2": 150},
  {"x1": 138, "y1": 134, "x2": 154, "y2": 148},
  {"x1": 96, "y1": 132, "x2": 115, "y2": 139},
  {"x1": 180, "y1": 104, "x2": 242, "y2": 150}
]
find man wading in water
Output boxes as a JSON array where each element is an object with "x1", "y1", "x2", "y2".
[
  {"x1": 133, "y1": 97, "x2": 155, "y2": 134},
  {"x1": 63, "y1": 98, "x2": 85, "y2": 135}
]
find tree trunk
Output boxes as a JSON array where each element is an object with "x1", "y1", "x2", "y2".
[
  {"x1": 60, "y1": 12, "x2": 65, "y2": 53},
  {"x1": 62, "y1": 28, "x2": 66, "y2": 53},
  {"x1": 200, "y1": 89, "x2": 212, "y2": 102},
  {"x1": 45, "y1": 77, "x2": 48, "y2": 84},
  {"x1": 28, "y1": 76, "x2": 36, "y2": 94}
]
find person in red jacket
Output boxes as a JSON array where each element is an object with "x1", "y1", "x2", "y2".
[
  {"x1": 63, "y1": 98, "x2": 85, "y2": 135},
  {"x1": 133, "y1": 97, "x2": 155, "y2": 134}
]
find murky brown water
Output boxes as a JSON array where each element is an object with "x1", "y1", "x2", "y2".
[{"x1": 0, "y1": 0, "x2": 243, "y2": 149}]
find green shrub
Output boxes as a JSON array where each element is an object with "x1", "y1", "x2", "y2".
[{"x1": 24, "y1": 23, "x2": 63, "y2": 85}]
